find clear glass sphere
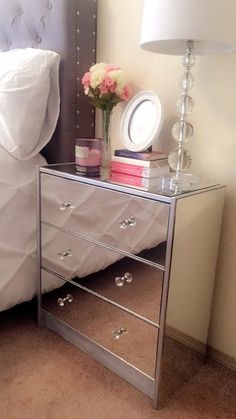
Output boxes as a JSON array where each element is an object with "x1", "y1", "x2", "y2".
[
  {"x1": 183, "y1": 53, "x2": 195, "y2": 69},
  {"x1": 172, "y1": 121, "x2": 194, "y2": 143},
  {"x1": 115, "y1": 277, "x2": 124, "y2": 287},
  {"x1": 179, "y1": 71, "x2": 194, "y2": 91},
  {"x1": 124, "y1": 272, "x2": 132, "y2": 283},
  {"x1": 168, "y1": 148, "x2": 192, "y2": 171},
  {"x1": 176, "y1": 95, "x2": 195, "y2": 115}
]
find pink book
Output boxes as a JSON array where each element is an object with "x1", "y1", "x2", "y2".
[
  {"x1": 109, "y1": 171, "x2": 158, "y2": 190},
  {"x1": 110, "y1": 161, "x2": 169, "y2": 178}
]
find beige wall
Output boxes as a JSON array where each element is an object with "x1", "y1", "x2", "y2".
[{"x1": 96, "y1": 0, "x2": 236, "y2": 360}]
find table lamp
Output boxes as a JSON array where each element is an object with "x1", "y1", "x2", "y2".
[{"x1": 140, "y1": 0, "x2": 236, "y2": 191}]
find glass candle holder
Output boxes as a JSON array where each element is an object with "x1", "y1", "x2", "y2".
[{"x1": 75, "y1": 138, "x2": 102, "y2": 176}]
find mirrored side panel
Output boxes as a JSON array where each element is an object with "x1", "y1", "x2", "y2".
[{"x1": 157, "y1": 188, "x2": 225, "y2": 406}]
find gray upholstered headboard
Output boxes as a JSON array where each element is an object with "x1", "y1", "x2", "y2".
[{"x1": 0, "y1": 0, "x2": 97, "y2": 163}]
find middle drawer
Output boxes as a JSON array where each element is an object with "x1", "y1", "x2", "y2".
[{"x1": 41, "y1": 225, "x2": 163, "y2": 326}]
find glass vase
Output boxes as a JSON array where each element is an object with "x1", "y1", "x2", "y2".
[{"x1": 101, "y1": 108, "x2": 112, "y2": 168}]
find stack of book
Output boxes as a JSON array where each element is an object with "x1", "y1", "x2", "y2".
[{"x1": 109, "y1": 149, "x2": 169, "y2": 190}]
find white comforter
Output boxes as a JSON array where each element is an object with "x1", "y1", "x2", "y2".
[
  {"x1": 0, "y1": 48, "x2": 60, "y2": 312},
  {"x1": 0, "y1": 147, "x2": 46, "y2": 311}
]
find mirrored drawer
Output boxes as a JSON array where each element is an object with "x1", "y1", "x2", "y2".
[
  {"x1": 41, "y1": 271, "x2": 158, "y2": 378},
  {"x1": 40, "y1": 174, "x2": 169, "y2": 263},
  {"x1": 41, "y1": 225, "x2": 163, "y2": 325}
]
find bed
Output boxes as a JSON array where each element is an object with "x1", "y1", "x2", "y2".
[{"x1": 0, "y1": 0, "x2": 97, "y2": 312}]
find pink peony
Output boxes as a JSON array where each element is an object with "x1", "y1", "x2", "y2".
[
  {"x1": 119, "y1": 85, "x2": 131, "y2": 101},
  {"x1": 100, "y1": 76, "x2": 116, "y2": 94},
  {"x1": 81, "y1": 62, "x2": 130, "y2": 110},
  {"x1": 81, "y1": 72, "x2": 91, "y2": 88}
]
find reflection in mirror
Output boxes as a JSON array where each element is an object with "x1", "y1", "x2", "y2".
[
  {"x1": 128, "y1": 100, "x2": 158, "y2": 145},
  {"x1": 42, "y1": 267, "x2": 160, "y2": 378},
  {"x1": 158, "y1": 334, "x2": 204, "y2": 406}
]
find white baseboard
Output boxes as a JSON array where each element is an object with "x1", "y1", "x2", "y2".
[
  {"x1": 206, "y1": 346, "x2": 236, "y2": 372},
  {"x1": 166, "y1": 325, "x2": 206, "y2": 354},
  {"x1": 166, "y1": 325, "x2": 236, "y2": 371}
]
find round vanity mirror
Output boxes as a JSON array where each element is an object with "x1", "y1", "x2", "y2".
[{"x1": 120, "y1": 91, "x2": 163, "y2": 151}]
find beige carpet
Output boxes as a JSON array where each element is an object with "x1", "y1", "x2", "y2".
[{"x1": 0, "y1": 300, "x2": 236, "y2": 419}]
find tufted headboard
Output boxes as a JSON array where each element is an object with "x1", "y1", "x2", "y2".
[{"x1": 0, "y1": 0, "x2": 97, "y2": 163}]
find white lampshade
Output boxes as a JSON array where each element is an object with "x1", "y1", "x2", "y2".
[{"x1": 140, "y1": 0, "x2": 236, "y2": 55}]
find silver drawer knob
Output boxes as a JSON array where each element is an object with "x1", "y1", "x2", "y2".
[
  {"x1": 59, "y1": 201, "x2": 74, "y2": 211},
  {"x1": 112, "y1": 327, "x2": 128, "y2": 340},
  {"x1": 57, "y1": 249, "x2": 72, "y2": 260},
  {"x1": 115, "y1": 272, "x2": 133, "y2": 287},
  {"x1": 119, "y1": 216, "x2": 136, "y2": 229},
  {"x1": 57, "y1": 294, "x2": 73, "y2": 307}
]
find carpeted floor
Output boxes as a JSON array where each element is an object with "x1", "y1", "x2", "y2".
[{"x1": 0, "y1": 300, "x2": 236, "y2": 419}]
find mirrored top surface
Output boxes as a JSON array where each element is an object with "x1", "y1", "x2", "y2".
[{"x1": 40, "y1": 163, "x2": 221, "y2": 200}]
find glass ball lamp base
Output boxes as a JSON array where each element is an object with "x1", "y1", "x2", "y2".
[
  {"x1": 164, "y1": 142, "x2": 199, "y2": 193},
  {"x1": 160, "y1": 42, "x2": 199, "y2": 194},
  {"x1": 159, "y1": 172, "x2": 200, "y2": 193}
]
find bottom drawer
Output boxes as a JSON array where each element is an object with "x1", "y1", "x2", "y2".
[{"x1": 41, "y1": 271, "x2": 158, "y2": 378}]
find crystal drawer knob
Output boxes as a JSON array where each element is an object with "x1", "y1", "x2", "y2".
[
  {"x1": 57, "y1": 294, "x2": 73, "y2": 307},
  {"x1": 112, "y1": 327, "x2": 128, "y2": 340},
  {"x1": 119, "y1": 216, "x2": 136, "y2": 229},
  {"x1": 57, "y1": 249, "x2": 72, "y2": 260},
  {"x1": 115, "y1": 272, "x2": 133, "y2": 287},
  {"x1": 59, "y1": 201, "x2": 74, "y2": 211}
]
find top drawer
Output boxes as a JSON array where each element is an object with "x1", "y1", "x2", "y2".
[{"x1": 40, "y1": 174, "x2": 169, "y2": 262}]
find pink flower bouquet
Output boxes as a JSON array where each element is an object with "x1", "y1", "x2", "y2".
[{"x1": 82, "y1": 62, "x2": 130, "y2": 111}]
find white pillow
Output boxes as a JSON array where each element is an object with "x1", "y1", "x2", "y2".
[{"x1": 0, "y1": 48, "x2": 60, "y2": 160}]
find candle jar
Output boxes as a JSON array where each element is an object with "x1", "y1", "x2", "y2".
[{"x1": 75, "y1": 138, "x2": 102, "y2": 176}]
